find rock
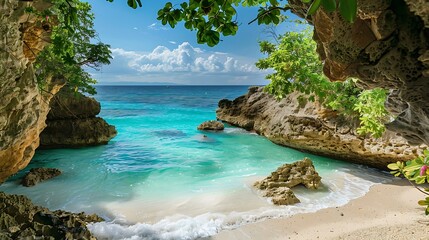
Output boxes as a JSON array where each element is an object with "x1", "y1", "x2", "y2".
[
  {"x1": 255, "y1": 158, "x2": 322, "y2": 191},
  {"x1": 21, "y1": 168, "x2": 62, "y2": 187},
  {"x1": 0, "y1": 191, "x2": 102, "y2": 239},
  {"x1": 0, "y1": 0, "x2": 65, "y2": 183},
  {"x1": 264, "y1": 187, "x2": 301, "y2": 205},
  {"x1": 39, "y1": 87, "x2": 117, "y2": 148},
  {"x1": 217, "y1": 87, "x2": 427, "y2": 169},
  {"x1": 287, "y1": 0, "x2": 429, "y2": 146},
  {"x1": 254, "y1": 158, "x2": 320, "y2": 205},
  {"x1": 197, "y1": 120, "x2": 225, "y2": 131}
]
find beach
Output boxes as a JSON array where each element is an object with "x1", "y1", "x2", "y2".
[{"x1": 209, "y1": 179, "x2": 429, "y2": 240}]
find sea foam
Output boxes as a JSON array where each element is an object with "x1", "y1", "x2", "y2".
[{"x1": 88, "y1": 168, "x2": 391, "y2": 240}]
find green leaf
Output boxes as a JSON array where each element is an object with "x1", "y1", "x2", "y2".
[
  {"x1": 387, "y1": 163, "x2": 399, "y2": 170},
  {"x1": 418, "y1": 200, "x2": 428, "y2": 206},
  {"x1": 321, "y1": 0, "x2": 336, "y2": 12},
  {"x1": 338, "y1": 0, "x2": 357, "y2": 23},
  {"x1": 307, "y1": 0, "x2": 322, "y2": 16},
  {"x1": 127, "y1": 0, "x2": 137, "y2": 9}
]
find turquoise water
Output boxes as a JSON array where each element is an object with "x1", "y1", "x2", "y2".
[{"x1": 0, "y1": 86, "x2": 391, "y2": 240}]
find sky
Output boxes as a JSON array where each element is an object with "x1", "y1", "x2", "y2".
[{"x1": 86, "y1": 0, "x2": 305, "y2": 85}]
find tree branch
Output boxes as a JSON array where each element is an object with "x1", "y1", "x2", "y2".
[{"x1": 248, "y1": 6, "x2": 291, "y2": 25}]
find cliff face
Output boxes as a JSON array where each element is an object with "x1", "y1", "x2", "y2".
[
  {"x1": 287, "y1": 0, "x2": 429, "y2": 145},
  {"x1": 39, "y1": 88, "x2": 117, "y2": 148},
  {"x1": 0, "y1": 0, "x2": 64, "y2": 183},
  {"x1": 217, "y1": 87, "x2": 426, "y2": 169}
]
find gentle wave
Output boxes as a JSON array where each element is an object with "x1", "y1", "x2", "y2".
[{"x1": 88, "y1": 169, "x2": 391, "y2": 240}]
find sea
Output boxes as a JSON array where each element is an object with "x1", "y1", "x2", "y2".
[{"x1": 0, "y1": 85, "x2": 391, "y2": 240}]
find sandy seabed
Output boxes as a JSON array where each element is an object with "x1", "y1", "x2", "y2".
[{"x1": 207, "y1": 179, "x2": 429, "y2": 240}]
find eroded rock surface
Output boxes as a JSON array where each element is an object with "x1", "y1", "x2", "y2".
[
  {"x1": 197, "y1": 120, "x2": 225, "y2": 131},
  {"x1": 254, "y1": 158, "x2": 321, "y2": 205},
  {"x1": 287, "y1": 0, "x2": 429, "y2": 145},
  {"x1": 39, "y1": 87, "x2": 117, "y2": 148},
  {"x1": 217, "y1": 87, "x2": 426, "y2": 169},
  {"x1": 0, "y1": 0, "x2": 64, "y2": 183},
  {"x1": 21, "y1": 168, "x2": 62, "y2": 187},
  {"x1": 0, "y1": 191, "x2": 102, "y2": 239}
]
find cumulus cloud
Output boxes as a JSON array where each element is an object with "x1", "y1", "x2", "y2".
[{"x1": 111, "y1": 42, "x2": 258, "y2": 74}]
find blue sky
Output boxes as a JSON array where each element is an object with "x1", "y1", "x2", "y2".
[{"x1": 87, "y1": 0, "x2": 304, "y2": 85}]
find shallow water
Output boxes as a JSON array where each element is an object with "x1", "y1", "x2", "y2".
[{"x1": 0, "y1": 86, "x2": 391, "y2": 240}]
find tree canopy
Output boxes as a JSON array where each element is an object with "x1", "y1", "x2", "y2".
[
  {"x1": 25, "y1": 0, "x2": 112, "y2": 94},
  {"x1": 110, "y1": 0, "x2": 357, "y2": 46}
]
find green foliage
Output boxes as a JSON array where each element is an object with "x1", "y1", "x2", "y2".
[
  {"x1": 28, "y1": 0, "x2": 111, "y2": 94},
  {"x1": 256, "y1": 29, "x2": 389, "y2": 138},
  {"x1": 353, "y1": 89, "x2": 389, "y2": 138},
  {"x1": 110, "y1": 0, "x2": 357, "y2": 46},
  {"x1": 388, "y1": 149, "x2": 429, "y2": 215}
]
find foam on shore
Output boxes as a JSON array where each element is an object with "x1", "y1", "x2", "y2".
[{"x1": 88, "y1": 168, "x2": 391, "y2": 240}]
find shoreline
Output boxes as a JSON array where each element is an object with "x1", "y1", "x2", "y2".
[{"x1": 207, "y1": 179, "x2": 429, "y2": 240}]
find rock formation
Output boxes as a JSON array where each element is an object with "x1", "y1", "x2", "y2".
[
  {"x1": 39, "y1": 87, "x2": 117, "y2": 148},
  {"x1": 254, "y1": 158, "x2": 321, "y2": 205},
  {"x1": 21, "y1": 168, "x2": 62, "y2": 187},
  {"x1": 0, "y1": 0, "x2": 64, "y2": 183},
  {"x1": 197, "y1": 120, "x2": 225, "y2": 131},
  {"x1": 287, "y1": 0, "x2": 429, "y2": 146},
  {"x1": 0, "y1": 192, "x2": 102, "y2": 239},
  {"x1": 217, "y1": 87, "x2": 426, "y2": 169}
]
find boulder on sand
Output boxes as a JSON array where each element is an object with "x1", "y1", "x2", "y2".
[{"x1": 254, "y1": 158, "x2": 321, "y2": 205}]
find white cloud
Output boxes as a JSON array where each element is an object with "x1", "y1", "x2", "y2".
[
  {"x1": 133, "y1": 27, "x2": 138, "y2": 30},
  {"x1": 147, "y1": 22, "x2": 169, "y2": 31},
  {"x1": 110, "y1": 42, "x2": 258, "y2": 74},
  {"x1": 169, "y1": 41, "x2": 177, "y2": 45}
]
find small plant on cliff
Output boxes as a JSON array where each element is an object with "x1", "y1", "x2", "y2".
[
  {"x1": 256, "y1": 29, "x2": 389, "y2": 138},
  {"x1": 388, "y1": 150, "x2": 429, "y2": 215},
  {"x1": 26, "y1": 0, "x2": 111, "y2": 94}
]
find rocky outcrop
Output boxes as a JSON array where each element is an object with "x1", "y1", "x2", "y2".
[
  {"x1": 0, "y1": 0, "x2": 64, "y2": 183},
  {"x1": 197, "y1": 120, "x2": 225, "y2": 131},
  {"x1": 287, "y1": 0, "x2": 429, "y2": 146},
  {"x1": 21, "y1": 168, "x2": 62, "y2": 187},
  {"x1": 39, "y1": 87, "x2": 117, "y2": 148},
  {"x1": 254, "y1": 158, "x2": 321, "y2": 205},
  {"x1": 0, "y1": 191, "x2": 102, "y2": 239},
  {"x1": 217, "y1": 87, "x2": 427, "y2": 169}
]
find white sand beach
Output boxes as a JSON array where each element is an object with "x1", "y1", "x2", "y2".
[{"x1": 209, "y1": 180, "x2": 429, "y2": 240}]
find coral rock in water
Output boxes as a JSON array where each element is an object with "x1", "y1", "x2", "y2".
[
  {"x1": 21, "y1": 168, "x2": 62, "y2": 187},
  {"x1": 197, "y1": 120, "x2": 225, "y2": 131}
]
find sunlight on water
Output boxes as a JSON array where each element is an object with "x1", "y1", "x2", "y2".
[{"x1": 0, "y1": 86, "x2": 392, "y2": 240}]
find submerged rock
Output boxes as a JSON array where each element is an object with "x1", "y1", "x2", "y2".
[
  {"x1": 217, "y1": 87, "x2": 427, "y2": 169},
  {"x1": 39, "y1": 87, "x2": 117, "y2": 148},
  {"x1": 255, "y1": 158, "x2": 321, "y2": 205},
  {"x1": 0, "y1": 191, "x2": 102, "y2": 239},
  {"x1": 197, "y1": 120, "x2": 225, "y2": 131},
  {"x1": 21, "y1": 168, "x2": 62, "y2": 187}
]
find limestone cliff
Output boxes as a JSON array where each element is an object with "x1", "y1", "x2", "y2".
[
  {"x1": 287, "y1": 0, "x2": 429, "y2": 145},
  {"x1": 39, "y1": 87, "x2": 117, "y2": 148},
  {"x1": 217, "y1": 87, "x2": 426, "y2": 169},
  {"x1": 0, "y1": 0, "x2": 64, "y2": 183}
]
